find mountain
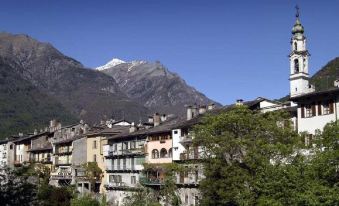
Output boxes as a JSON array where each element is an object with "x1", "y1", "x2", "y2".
[
  {"x1": 0, "y1": 57, "x2": 77, "y2": 138},
  {"x1": 96, "y1": 59, "x2": 220, "y2": 115},
  {"x1": 0, "y1": 33, "x2": 149, "y2": 133},
  {"x1": 310, "y1": 57, "x2": 339, "y2": 91}
]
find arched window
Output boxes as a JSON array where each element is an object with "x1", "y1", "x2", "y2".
[
  {"x1": 168, "y1": 148, "x2": 173, "y2": 158},
  {"x1": 294, "y1": 59, "x2": 299, "y2": 73},
  {"x1": 160, "y1": 148, "x2": 167, "y2": 158},
  {"x1": 294, "y1": 42, "x2": 297, "y2": 50},
  {"x1": 152, "y1": 149, "x2": 159, "y2": 159}
]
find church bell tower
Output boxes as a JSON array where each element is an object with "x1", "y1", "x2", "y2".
[{"x1": 289, "y1": 6, "x2": 314, "y2": 97}]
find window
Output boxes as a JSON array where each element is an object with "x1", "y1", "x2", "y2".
[
  {"x1": 160, "y1": 148, "x2": 167, "y2": 158},
  {"x1": 110, "y1": 175, "x2": 122, "y2": 183},
  {"x1": 168, "y1": 148, "x2": 173, "y2": 158},
  {"x1": 323, "y1": 100, "x2": 334, "y2": 115},
  {"x1": 305, "y1": 134, "x2": 313, "y2": 146},
  {"x1": 93, "y1": 140, "x2": 97, "y2": 149},
  {"x1": 173, "y1": 130, "x2": 178, "y2": 134},
  {"x1": 117, "y1": 159, "x2": 121, "y2": 170},
  {"x1": 304, "y1": 103, "x2": 316, "y2": 118},
  {"x1": 123, "y1": 158, "x2": 126, "y2": 170},
  {"x1": 136, "y1": 157, "x2": 145, "y2": 165},
  {"x1": 131, "y1": 176, "x2": 136, "y2": 184},
  {"x1": 123, "y1": 142, "x2": 128, "y2": 150},
  {"x1": 10, "y1": 144, "x2": 13, "y2": 150},
  {"x1": 294, "y1": 59, "x2": 299, "y2": 73},
  {"x1": 130, "y1": 141, "x2": 136, "y2": 149},
  {"x1": 113, "y1": 144, "x2": 117, "y2": 152},
  {"x1": 152, "y1": 149, "x2": 159, "y2": 159},
  {"x1": 185, "y1": 195, "x2": 189, "y2": 204},
  {"x1": 294, "y1": 42, "x2": 297, "y2": 50},
  {"x1": 323, "y1": 102, "x2": 330, "y2": 114},
  {"x1": 93, "y1": 154, "x2": 97, "y2": 162}
]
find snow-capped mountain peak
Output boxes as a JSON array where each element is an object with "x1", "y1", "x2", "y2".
[{"x1": 96, "y1": 58, "x2": 126, "y2": 71}]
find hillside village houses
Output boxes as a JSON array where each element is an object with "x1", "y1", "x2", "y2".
[{"x1": 0, "y1": 7, "x2": 338, "y2": 206}]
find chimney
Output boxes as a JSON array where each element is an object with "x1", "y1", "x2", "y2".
[
  {"x1": 18, "y1": 132, "x2": 23, "y2": 137},
  {"x1": 186, "y1": 105, "x2": 193, "y2": 120},
  {"x1": 236, "y1": 99, "x2": 244, "y2": 106},
  {"x1": 207, "y1": 103, "x2": 216, "y2": 110},
  {"x1": 161, "y1": 114, "x2": 167, "y2": 122},
  {"x1": 153, "y1": 113, "x2": 161, "y2": 127},
  {"x1": 334, "y1": 79, "x2": 339, "y2": 87},
  {"x1": 34, "y1": 129, "x2": 38, "y2": 135},
  {"x1": 129, "y1": 122, "x2": 137, "y2": 133},
  {"x1": 198, "y1": 105, "x2": 207, "y2": 114},
  {"x1": 148, "y1": 116, "x2": 154, "y2": 123},
  {"x1": 50, "y1": 119, "x2": 56, "y2": 128}
]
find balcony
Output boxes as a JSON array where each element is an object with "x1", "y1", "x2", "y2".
[
  {"x1": 179, "y1": 151, "x2": 200, "y2": 161},
  {"x1": 55, "y1": 147, "x2": 72, "y2": 155},
  {"x1": 177, "y1": 177, "x2": 199, "y2": 187},
  {"x1": 55, "y1": 159, "x2": 71, "y2": 166},
  {"x1": 29, "y1": 158, "x2": 52, "y2": 164},
  {"x1": 179, "y1": 135, "x2": 193, "y2": 146},
  {"x1": 104, "y1": 147, "x2": 145, "y2": 158},
  {"x1": 139, "y1": 176, "x2": 164, "y2": 186},
  {"x1": 50, "y1": 171, "x2": 72, "y2": 180}
]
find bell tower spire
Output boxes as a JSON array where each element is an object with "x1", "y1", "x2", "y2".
[{"x1": 289, "y1": 5, "x2": 314, "y2": 97}]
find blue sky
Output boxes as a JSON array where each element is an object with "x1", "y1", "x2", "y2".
[{"x1": 0, "y1": 0, "x2": 339, "y2": 105}]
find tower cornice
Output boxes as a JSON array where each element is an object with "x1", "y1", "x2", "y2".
[{"x1": 289, "y1": 50, "x2": 310, "y2": 57}]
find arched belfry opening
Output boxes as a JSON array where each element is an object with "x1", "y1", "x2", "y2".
[{"x1": 294, "y1": 59, "x2": 299, "y2": 73}]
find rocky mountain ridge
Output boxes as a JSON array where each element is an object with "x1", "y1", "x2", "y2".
[{"x1": 96, "y1": 58, "x2": 220, "y2": 115}]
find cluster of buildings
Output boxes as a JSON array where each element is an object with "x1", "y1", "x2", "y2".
[{"x1": 0, "y1": 7, "x2": 338, "y2": 206}]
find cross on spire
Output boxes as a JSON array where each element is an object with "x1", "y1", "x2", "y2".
[{"x1": 295, "y1": 5, "x2": 300, "y2": 18}]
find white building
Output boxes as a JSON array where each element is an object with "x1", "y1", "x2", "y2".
[
  {"x1": 288, "y1": 8, "x2": 339, "y2": 139},
  {"x1": 103, "y1": 128, "x2": 146, "y2": 206},
  {"x1": 289, "y1": 7, "x2": 314, "y2": 98}
]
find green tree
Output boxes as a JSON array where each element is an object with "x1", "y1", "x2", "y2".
[
  {"x1": 193, "y1": 106, "x2": 300, "y2": 205},
  {"x1": 82, "y1": 162, "x2": 103, "y2": 192},
  {"x1": 70, "y1": 195, "x2": 100, "y2": 206},
  {"x1": 122, "y1": 187, "x2": 161, "y2": 206},
  {"x1": 0, "y1": 167, "x2": 38, "y2": 206}
]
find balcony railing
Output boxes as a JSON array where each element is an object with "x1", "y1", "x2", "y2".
[
  {"x1": 50, "y1": 171, "x2": 72, "y2": 180},
  {"x1": 104, "y1": 148, "x2": 145, "y2": 158},
  {"x1": 179, "y1": 151, "x2": 200, "y2": 160},
  {"x1": 139, "y1": 176, "x2": 164, "y2": 186},
  {"x1": 179, "y1": 135, "x2": 193, "y2": 145},
  {"x1": 55, "y1": 147, "x2": 72, "y2": 155},
  {"x1": 55, "y1": 160, "x2": 71, "y2": 166},
  {"x1": 177, "y1": 177, "x2": 199, "y2": 186}
]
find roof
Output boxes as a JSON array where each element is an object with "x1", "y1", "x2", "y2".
[
  {"x1": 173, "y1": 97, "x2": 282, "y2": 129},
  {"x1": 12, "y1": 131, "x2": 50, "y2": 143},
  {"x1": 86, "y1": 126, "x2": 129, "y2": 137},
  {"x1": 289, "y1": 87, "x2": 339, "y2": 101},
  {"x1": 106, "y1": 118, "x2": 180, "y2": 140},
  {"x1": 0, "y1": 139, "x2": 9, "y2": 144},
  {"x1": 53, "y1": 135, "x2": 84, "y2": 144}
]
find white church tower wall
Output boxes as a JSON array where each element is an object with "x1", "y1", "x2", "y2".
[{"x1": 289, "y1": 6, "x2": 315, "y2": 98}]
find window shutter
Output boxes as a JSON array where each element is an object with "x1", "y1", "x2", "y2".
[
  {"x1": 311, "y1": 103, "x2": 316, "y2": 116},
  {"x1": 329, "y1": 100, "x2": 334, "y2": 114},
  {"x1": 318, "y1": 102, "x2": 322, "y2": 115},
  {"x1": 301, "y1": 104, "x2": 305, "y2": 118}
]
